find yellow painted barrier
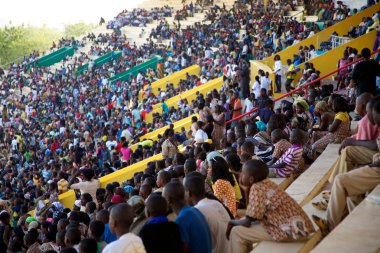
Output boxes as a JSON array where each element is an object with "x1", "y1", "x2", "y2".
[
  {"x1": 129, "y1": 113, "x2": 199, "y2": 152},
  {"x1": 139, "y1": 65, "x2": 201, "y2": 100},
  {"x1": 56, "y1": 138, "x2": 212, "y2": 209},
  {"x1": 146, "y1": 77, "x2": 223, "y2": 123},
  {"x1": 294, "y1": 30, "x2": 377, "y2": 83},
  {"x1": 260, "y1": 3, "x2": 380, "y2": 69}
]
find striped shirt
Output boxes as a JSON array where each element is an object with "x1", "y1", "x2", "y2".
[{"x1": 273, "y1": 144, "x2": 303, "y2": 178}]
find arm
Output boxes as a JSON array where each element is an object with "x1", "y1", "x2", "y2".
[
  {"x1": 269, "y1": 161, "x2": 286, "y2": 168},
  {"x1": 226, "y1": 216, "x2": 255, "y2": 239},
  {"x1": 328, "y1": 119, "x2": 342, "y2": 132},
  {"x1": 68, "y1": 170, "x2": 81, "y2": 188},
  {"x1": 339, "y1": 138, "x2": 378, "y2": 154}
]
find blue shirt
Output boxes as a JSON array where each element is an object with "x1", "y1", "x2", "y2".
[
  {"x1": 176, "y1": 206, "x2": 212, "y2": 253},
  {"x1": 102, "y1": 223, "x2": 117, "y2": 244},
  {"x1": 162, "y1": 102, "x2": 169, "y2": 115}
]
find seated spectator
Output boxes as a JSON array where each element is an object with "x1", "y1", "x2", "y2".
[
  {"x1": 312, "y1": 98, "x2": 380, "y2": 235},
  {"x1": 268, "y1": 129, "x2": 304, "y2": 178},
  {"x1": 207, "y1": 156, "x2": 237, "y2": 217},
  {"x1": 267, "y1": 129, "x2": 292, "y2": 165},
  {"x1": 227, "y1": 159, "x2": 315, "y2": 253}
]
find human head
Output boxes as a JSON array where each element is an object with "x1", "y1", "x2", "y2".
[
  {"x1": 89, "y1": 220, "x2": 105, "y2": 240},
  {"x1": 332, "y1": 96, "x2": 348, "y2": 113},
  {"x1": 208, "y1": 156, "x2": 235, "y2": 186},
  {"x1": 146, "y1": 194, "x2": 168, "y2": 217},
  {"x1": 109, "y1": 203, "x2": 135, "y2": 238},
  {"x1": 162, "y1": 181, "x2": 185, "y2": 214},
  {"x1": 240, "y1": 159, "x2": 269, "y2": 187},
  {"x1": 156, "y1": 170, "x2": 171, "y2": 188},
  {"x1": 271, "y1": 129, "x2": 284, "y2": 143},
  {"x1": 79, "y1": 238, "x2": 98, "y2": 253},
  {"x1": 240, "y1": 141, "x2": 255, "y2": 157},
  {"x1": 24, "y1": 232, "x2": 38, "y2": 247},
  {"x1": 372, "y1": 96, "x2": 380, "y2": 126},
  {"x1": 355, "y1": 92, "x2": 373, "y2": 117},
  {"x1": 290, "y1": 129, "x2": 304, "y2": 145},
  {"x1": 314, "y1": 101, "x2": 329, "y2": 116},
  {"x1": 361, "y1": 47, "x2": 371, "y2": 59},
  {"x1": 184, "y1": 172, "x2": 206, "y2": 205},
  {"x1": 367, "y1": 96, "x2": 380, "y2": 124},
  {"x1": 139, "y1": 184, "x2": 153, "y2": 200},
  {"x1": 81, "y1": 193, "x2": 93, "y2": 207},
  {"x1": 184, "y1": 158, "x2": 197, "y2": 175},
  {"x1": 65, "y1": 228, "x2": 81, "y2": 248}
]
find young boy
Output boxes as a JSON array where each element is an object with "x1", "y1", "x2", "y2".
[
  {"x1": 89, "y1": 220, "x2": 107, "y2": 253},
  {"x1": 268, "y1": 129, "x2": 304, "y2": 178},
  {"x1": 267, "y1": 129, "x2": 292, "y2": 165},
  {"x1": 227, "y1": 159, "x2": 314, "y2": 253},
  {"x1": 139, "y1": 194, "x2": 182, "y2": 253}
]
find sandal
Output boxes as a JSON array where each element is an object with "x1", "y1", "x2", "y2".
[
  {"x1": 322, "y1": 191, "x2": 331, "y2": 201},
  {"x1": 312, "y1": 200, "x2": 328, "y2": 211},
  {"x1": 312, "y1": 215, "x2": 330, "y2": 237}
]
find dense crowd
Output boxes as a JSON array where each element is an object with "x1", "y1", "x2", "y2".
[{"x1": 0, "y1": 0, "x2": 380, "y2": 252}]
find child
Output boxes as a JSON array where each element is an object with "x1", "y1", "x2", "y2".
[
  {"x1": 268, "y1": 129, "x2": 304, "y2": 178},
  {"x1": 267, "y1": 129, "x2": 292, "y2": 165},
  {"x1": 139, "y1": 194, "x2": 182, "y2": 253},
  {"x1": 79, "y1": 238, "x2": 98, "y2": 253},
  {"x1": 89, "y1": 220, "x2": 107, "y2": 253},
  {"x1": 227, "y1": 159, "x2": 315, "y2": 253}
]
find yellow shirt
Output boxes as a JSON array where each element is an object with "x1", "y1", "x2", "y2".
[{"x1": 335, "y1": 112, "x2": 349, "y2": 122}]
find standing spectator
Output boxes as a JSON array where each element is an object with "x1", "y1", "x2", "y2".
[
  {"x1": 274, "y1": 55, "x2": 282, "y2": 93},
  {"x1": 69, "y1": 168, "x2": 100, "y2": 205},
  {"x1": 351, "y1": 47, "x2": 380, "y2": 96},
  {"x1": 162, "y1": 129, "x2": 178, "y2": 159}
]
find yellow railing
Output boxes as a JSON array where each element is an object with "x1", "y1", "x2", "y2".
[
  {"x1": 293, "y1": 30, "x2": 377, "y2": 82},
  {"x1": 146, "y1": 77, "x2": 223, "y2": 123},
  {"x1": 129, "y1": 113, "x2": 199, "y2": 152},
  {"x1": 139, "y1": 65, "x2": 201, "y2": 100},
  {"x1": 260, "y1": 3, "x2": 380, "y2": 69}
]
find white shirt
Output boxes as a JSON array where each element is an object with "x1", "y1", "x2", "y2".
[
  {"x1": 121, "y1": 129, "x2": 132, "y2": 142},
  {"x1": 103, "y1": 233, "x2": 146, "y2": 253},
  {"x1": 261, "y1": 76, "x2": 271, "y2": 92},
  {"x1": 194, "y1": 129, "x2": 208, "y2": 143},
  {"x1": 70, "y1": 180, "x2": 100, "y2": 203},
  {"x1": 244, "y1": 98, "x2": 254, "y2": 113},
  {"x1": 195, "y1": 198, "x2": 231, "y2": 253},
  {"x1": 252, "y1": 81, "x2": 261, "y2": 99},
  {"x1": 274, "y1": 60, "x2": 282, "y2": 75},
  {"x1": 11, "y1": 139, "x2": 18, "y2": 150}
]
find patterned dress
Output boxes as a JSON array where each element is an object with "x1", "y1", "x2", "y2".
[
  {"x1": 213, "y1": 179, "x2": 236, "y2": 217},
  {"x1": 310, "y1": 112, "x2": 350, "y2": 158}
]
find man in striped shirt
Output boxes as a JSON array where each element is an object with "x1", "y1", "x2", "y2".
[{"x1": 268, "y1": 129, "x2": 304, "y2": 178}]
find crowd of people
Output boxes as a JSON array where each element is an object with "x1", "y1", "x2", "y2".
[
  {"x1": 0, "y1": 0, "x2": 380, "y2": 252},
  {"x1": 107, "y1": 7, "x2": 173, "y2": 29}
]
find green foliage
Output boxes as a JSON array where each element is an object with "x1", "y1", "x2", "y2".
[
  {"x1": 64, "y1": 21, "x2": 96, "y2": 38},
  {"x1": 0, "y1": 21, "x2": 96, "y2": 67},
  {"x1": 0, "y1": 25, "x2": 61, "y2": 66}
]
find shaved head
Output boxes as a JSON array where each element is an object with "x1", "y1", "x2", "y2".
[
  {"x1": 163, "y1": 181, "x2": 185, "y2": 204},
  {"x1": 357, "y1": 92, "x2": 373, "y2": 105},
  {"x1": 109, "y1": 203, "x2": 135, "y2": 237}
]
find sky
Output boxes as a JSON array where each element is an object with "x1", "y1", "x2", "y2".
[{"x1": 0, "y1": 0, "x2": 146, "y2": 29}]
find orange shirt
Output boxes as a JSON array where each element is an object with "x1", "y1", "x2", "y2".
[{"x1": 232, "y1": 98, "x2": 242, "y2": 119}]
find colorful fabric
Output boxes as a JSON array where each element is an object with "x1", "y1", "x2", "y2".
[
  {"x1": 273, "y1": 144, "x2": 303, "y2": 177},
  {"x1": 213, "y1": 179, "x2": 236, "y2": 217},
  {"x1": 246, "y1": 179, "x2": 315, "y2": 241}
]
